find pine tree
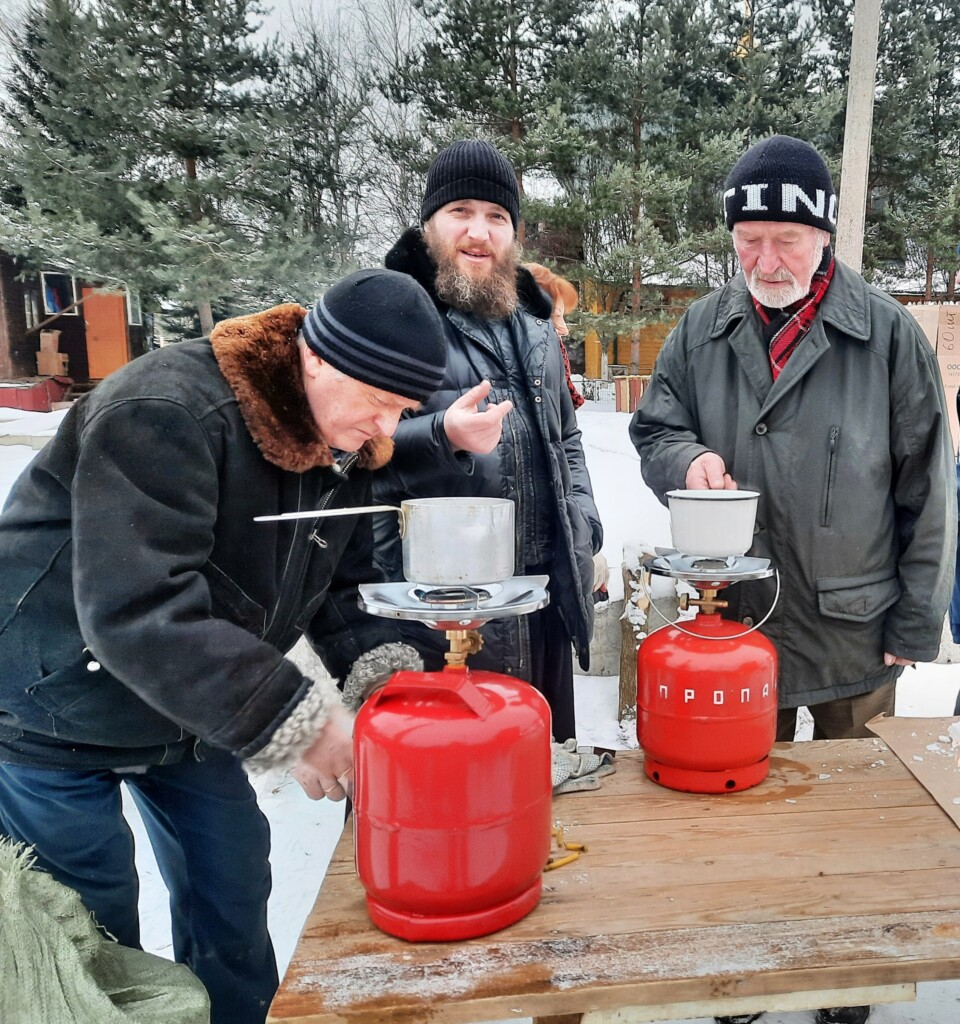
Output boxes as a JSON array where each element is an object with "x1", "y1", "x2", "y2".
[
  {"x1": 383, "y1": 0, "x2": 591, "y2": 195},
  {"x1": 815, "y1": 0, "x2": 960, "y2": 293},
  {"x1": 270, "y1": 7, "x2": 377, "y2": 270},
  {"x1": 523, "y1": 0, "x2": 737, "y2": 367},
  {"x1": 0, "y1": 0, "x2": 347, "y2": 335}
]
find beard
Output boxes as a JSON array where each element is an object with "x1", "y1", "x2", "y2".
[
  {"x1": 746, "y1": 242, "x2": 825, "y2": 308},
  {"x1": 423, "y1": 224, "x2": 521, "y2": 319},
  {"x1": 747, "y1": 267, "x2": 809, "y2": 308}
]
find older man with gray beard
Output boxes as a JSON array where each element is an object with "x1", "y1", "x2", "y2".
[
  {"x1": 630, "y1": 134, "x2": 956, "y2": 1024},
  {"x1": 373, "y1": 139, "x2": 603, "y2": 755}
]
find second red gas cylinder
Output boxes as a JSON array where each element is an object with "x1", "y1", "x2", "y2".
[{"x1": 637, "y1": 612, "x2": 778, "y2": 793}]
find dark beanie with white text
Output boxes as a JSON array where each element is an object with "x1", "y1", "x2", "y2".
[{"x1": 723, "y1": 135, "x2": 837, "y2": 234}]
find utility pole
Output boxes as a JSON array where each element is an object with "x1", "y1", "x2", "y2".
[{"x1": 835, "y1": 0, "x2": 882, "y2": 272}]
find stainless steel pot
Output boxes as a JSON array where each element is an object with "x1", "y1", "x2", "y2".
[
  {"x1": 398, "y1": 497, "x2": 515, "y2": 586},
  {"x1": 255, "y1": 496, "x2": 516, "y2": 586}
]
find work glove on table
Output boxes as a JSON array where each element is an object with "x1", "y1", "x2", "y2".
[
  {"x1": 341, "y1": 642, "x2": 424, "y2": 712},
  {"x1": 552, "y1": 738, "x2": 616, "y2": 794}
]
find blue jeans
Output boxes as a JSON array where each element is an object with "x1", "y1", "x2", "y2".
[{"x1": 0, "y1": 749, "x2": 278, "y2": 1024}]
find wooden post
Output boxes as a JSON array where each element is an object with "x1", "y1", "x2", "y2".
[
  {"x1": 618, "y1": 562, "x2": 649, "y2": 720},
  {"x1": 834, "y1": 0, "x2": 882, "y2": 273},
  {"x1": 584, "y1": 328, "x2": 603, "y2": 379}
]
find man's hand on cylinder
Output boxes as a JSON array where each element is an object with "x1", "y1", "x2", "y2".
[{"x1": 291, "y1": 704, "x2": 355, "y2": 801}]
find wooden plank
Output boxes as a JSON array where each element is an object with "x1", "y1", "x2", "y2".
[
  {"x1": 559, "y1": 740, "x2": 922, "y2": 822},
  {"x1": 618, "y1": 561, "x2": 644, "y2": 717},
  {"x1": 580, "y1": 983, "x2": 914, "y2": 1023},
  {"x1": 270, "y1": 910, "x2": 960, "y2": 1023},
  {"x1": 309, "y1": 866, "x2": 960, "y2": 946}
]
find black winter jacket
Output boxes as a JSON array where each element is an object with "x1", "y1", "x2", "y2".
[
  {"x1": 0, "y1": 305, "x2": 398, "y2": 769},
  {"x1": 376, "y1": 228, "x2": 602, "y2": 673}
]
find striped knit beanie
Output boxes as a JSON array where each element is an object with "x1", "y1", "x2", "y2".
[
  {"x1": 302, "y1": 269, "x2": 446, "y2": 403},
  {"x1": 420, "y1": 139, "x2": 520, "y2": 231}
]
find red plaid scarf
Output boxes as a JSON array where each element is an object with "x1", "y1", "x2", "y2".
[
  {"x1": 752, "y1": 254, "x2": 835, "y2": 380},
  {"x1": 558, "y1": 336, "x2": 585, "y2": 408}
]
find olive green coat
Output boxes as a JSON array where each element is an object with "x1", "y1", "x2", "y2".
[{"x1": 630, "y1": 259, "x2": 957, "y2": 708}]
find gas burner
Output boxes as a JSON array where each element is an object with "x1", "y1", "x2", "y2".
[
  {"x1": 688, "y1": 557, "x2": 736, "y2": 571},
  {"x1": 359, "y1": 576, "x2": 549, "y2": 628},
  {"x1": 410, "y1": 584, "x2": 501, "y2": 609},
  {"x1": 644, "y1": 550, "x2": 775, "y2": 586}
]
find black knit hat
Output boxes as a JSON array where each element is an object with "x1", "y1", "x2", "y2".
[
  {"x1": 420, "y1": 139, "x2": 521, "y2": 231},
  {"x1": 302, "y1": 269, "x2": 446, "y2": 404},
  {"x1": 723, "y1": 135, "x2": 837, "y2": 234}
]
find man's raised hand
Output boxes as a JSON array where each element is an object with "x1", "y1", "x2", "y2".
[{"x1": 443, "y1": 380, "x2": 514, "y2": 454}]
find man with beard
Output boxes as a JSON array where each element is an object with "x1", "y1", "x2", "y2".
[
  {"x1": 373, "y1": 139, "x2": 604, "y2": 765},
  {"x1": 630, "y1": 135, "x2": 955, "y2": 1024}
]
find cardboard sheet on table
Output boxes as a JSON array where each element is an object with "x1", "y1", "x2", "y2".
[{"x1": 866, "y1": 713, "x2": 960, "y2": 830}]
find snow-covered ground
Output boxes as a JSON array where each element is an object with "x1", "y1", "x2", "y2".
[{"x1": 1, "y1": 398, "x2": 959, "y2": 1024}]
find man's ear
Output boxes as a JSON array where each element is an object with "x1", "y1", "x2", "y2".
[{"x1": 301, "y1": 342, "x2": 323, "y2": 380}]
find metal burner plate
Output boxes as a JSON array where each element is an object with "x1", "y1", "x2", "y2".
[
  {"x1": 645, "y1": 549, "x2": 774, "y2": 585},
  {"x1": 359, "y1": 575, "x2": 549, "y2": 627},
  {"x1": 409, "y1": 582, "x2": 504, "y2": 606}
]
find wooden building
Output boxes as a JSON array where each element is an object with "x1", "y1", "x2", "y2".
[{"x1": 0, "y1": 253, "x2": 148, "y2": 384}]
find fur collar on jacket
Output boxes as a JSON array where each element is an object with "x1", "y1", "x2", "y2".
[
  {"x1": 209, "y1": 303, "x2": 393, "y2": 473},
  {"x1": 385, "y1": 227, "x2": 554, "y2": 321}
]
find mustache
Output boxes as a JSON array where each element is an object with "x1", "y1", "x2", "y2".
[{"x1": 752, "y1": 267, "x2": 795, "y2": 283}]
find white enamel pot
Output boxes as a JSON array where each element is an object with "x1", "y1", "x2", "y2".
[{"x1": 666, "y1": 489, "x2": 760, "y2": 558}]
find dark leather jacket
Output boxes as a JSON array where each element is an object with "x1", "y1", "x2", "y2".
[
  {"x1": 375, "y1": 229, "x2": 602, "y2": 674},
  {"x1": 0, "y1": 305, "x2": 398, "y2": 768}
]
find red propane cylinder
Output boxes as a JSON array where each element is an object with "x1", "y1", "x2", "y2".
[
  {"x1": 353, "y1": 667, "x2": 552, "y2": 942},
  {"x1": 637, "y1": 612, "x2": 778, "y2": 793}
]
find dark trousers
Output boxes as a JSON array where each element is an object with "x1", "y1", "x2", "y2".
[
  {"x1": 776, "y1": 681, "x2": 897, "y2": 741},
  {"x1": 526, "y1": 600, "x2": 577, "y2": 743},
  {"x1": 0, "y1": 749, "x2": 278, "y2": 1024}
]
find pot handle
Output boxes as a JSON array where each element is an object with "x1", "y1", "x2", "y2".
[
  {"x1": 254, "y1": 504, "x2": 400, "y2": 523},
  {"x1": 367, "y1": 669, "x2": 492, "y2": 719}
]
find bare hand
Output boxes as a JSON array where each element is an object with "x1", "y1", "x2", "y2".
[
  {"x1": 592, "y1": 552, "x2": 610, "y2": 592},
  {"x1": 685, "y1": 452, "x2": 737, "y2": 490},
  {"x1": 443, "y1": 380, "x2": 514, "y2": 454},
  {"x1": 291, "y1": 705, "x2": 354, "y2": 801},
  {"x1": 883, "y1": 652, "x2": 915, "y2": 668}
]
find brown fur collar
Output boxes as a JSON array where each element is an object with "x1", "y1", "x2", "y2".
[{"x1": 209, "y1": 303, "x2": 393, "y2": 473}]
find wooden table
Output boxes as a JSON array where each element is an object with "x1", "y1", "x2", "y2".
[{"x1": 268, "y1": 739, "x2": 960, "y2": 1024}]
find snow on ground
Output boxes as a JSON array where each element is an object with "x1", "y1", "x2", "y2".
[{"x1": 2, "y1": 399, "x2": 959, "y2": 1024}]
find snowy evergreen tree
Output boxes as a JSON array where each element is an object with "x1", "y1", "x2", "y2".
[
  {"x1": 270, "y1": 7, "x2": 376, "y2": 270},
  {"x1": 0, "y1": 0, "x2": 350, "y2": 334},
  {"x1": 383, "y1": 0, "x2": 591, "y2": 196},
  {"x1": 815, "y1": 0, "x2": 960, "y2": 293}
]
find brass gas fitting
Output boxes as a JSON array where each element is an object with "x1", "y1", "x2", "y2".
[{"x1": 444, "y1": 629, "x2": 483, "y2": 667}]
